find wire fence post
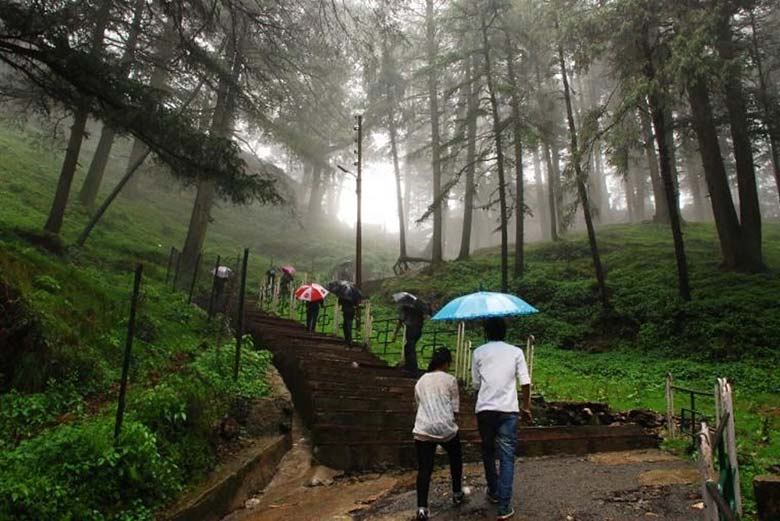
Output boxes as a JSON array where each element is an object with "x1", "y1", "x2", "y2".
[
  {"x1": 207, "y1": 255, "x2": 221, "y2": 321},
  {"x1": 234, "y1": 248, "x2": 249, "y2": 381},
  {"x1": 188, "y1": 252, "x2": 202, "y2": 304},
  {"x1": 115, "y1": 264, "x2": 143, "y2": 440}
]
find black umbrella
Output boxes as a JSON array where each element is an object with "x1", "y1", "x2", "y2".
[
  {"x1": 327, "y1": 280, "x2": 363, "y2": 302},
  {"x1": 393, "y1": 292, "x2": 431, "y2": 315}
]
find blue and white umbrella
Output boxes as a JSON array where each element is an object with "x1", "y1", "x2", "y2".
[{"x1": 431, "y1": 291, "x2": 538, "y2": 321}]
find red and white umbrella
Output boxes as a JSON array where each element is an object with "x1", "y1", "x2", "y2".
[{"x1": 294, "y1": 283, "x2": 329, "y2": 302}]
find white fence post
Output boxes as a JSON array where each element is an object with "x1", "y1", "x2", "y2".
[
  {"x1": 465, "y1": 340, "x2": 473, "y2": 387},
  {"x1": 525, "y1": 335, "x2": 535, "y2": 385},
  {"x1": 333, "y1": 300, "x2": 340, "y2": 335},
  {"x1": 698, "y1": 421, "x2": 719, "y2": 521},
  {"x1": 271, "y1": 278, "x2": 280, "y2": 313},
  {"x1": 718, "y1": 378, "x2": 742, "y2": 516},
  {"x1": 363, "y1": 302, "x2": 372, "y2": 342},
  {"x1": 455, "y1": 321, "x2": 464, "y2": 381}
]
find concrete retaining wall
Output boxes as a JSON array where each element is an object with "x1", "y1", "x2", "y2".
[{"x1": 164, "y1": 433, "x2": 291, "y2": 521}]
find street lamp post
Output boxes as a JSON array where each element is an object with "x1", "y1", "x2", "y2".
[{"x1": 355, "y1": 114, "x2": 363, "y2": 289}]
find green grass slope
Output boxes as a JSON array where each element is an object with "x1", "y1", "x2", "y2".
[
  {"x1": 375, "y1": 222, "x2": 780, "y2": 517},
  {"x1": 0, "y1": 124, "x2": 337, "y2": 518}
]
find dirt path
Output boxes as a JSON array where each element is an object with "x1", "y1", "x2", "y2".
[
  {"x1": 222, "y1": 416, "x2": 403, "y2": 521},
  {"x1": 224, "y1": 424, "x2": 702, "y2": 521},
  {"x1": 357, "y1": 451, "x2": 703, "y2": 521}
]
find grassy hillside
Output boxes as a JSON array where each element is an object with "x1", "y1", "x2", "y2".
[
  {"x1": 372, "y1": 222, "x2": 780, "y2": 517},
  {"x1": 0, "y1": 123, "x2": 391, "y2": 518}
]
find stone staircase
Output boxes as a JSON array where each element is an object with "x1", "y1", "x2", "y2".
[{"x1": 245, "y1": 310, "x2": 659, "y2": 471}]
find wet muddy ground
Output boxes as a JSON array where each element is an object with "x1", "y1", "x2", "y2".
[
  {"x1": 357, "y1": 451, "x2": 702, "y2": 521},
  {"x1": 225, "y1": 435, "x2": 703, "y2": 521}
]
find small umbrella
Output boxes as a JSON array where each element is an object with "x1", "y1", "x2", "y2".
[
  {"x1": 392, "y1": 292, "x2": 417, "y2": 307},
  {"x1": 393, "y1": 292, "x2": 431, "y2": 315},
  {"x1": 327, "y1": 280, "x2": 363, "y2": 302},
  {"x1": 295, "y1": 283, "x2": 329, "y2": 302},
  {"x1": 431, "y1": 291, "x2": 538, "y2": 321},
  {"x1": 281, "y1": 265, "x2": 296, "y2": 275},
  {"x1": 211, "y1": 266, "x2": 233, "y2": 278}
]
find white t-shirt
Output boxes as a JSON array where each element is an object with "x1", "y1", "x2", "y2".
[
  {"x1": 471, "y1": 341, "x2": 531, "y2": 413},
  {"x1": 413, "y1": 371, "x2": 460, "y2": 442}
]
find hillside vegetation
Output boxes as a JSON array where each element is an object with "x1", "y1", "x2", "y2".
[{"x1": 0, "y1": 124, "x2": 392, "y2": 519}]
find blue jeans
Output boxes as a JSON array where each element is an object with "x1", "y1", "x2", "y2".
[{"x1": 477, "y1": 411, "x2": 518, "y2": 512}]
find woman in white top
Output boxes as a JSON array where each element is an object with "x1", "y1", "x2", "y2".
[{"x1": 413, "y1": 347, "x2": 467, "y2": 521}]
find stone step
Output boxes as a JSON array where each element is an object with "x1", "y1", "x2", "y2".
[
  {"x1": 312, "y1": 410, "x2": 479, "y2": 430},
  {"x1": 246, "y1": 310, "x2": 661, "y2": 472},
  {"x1": 312, "y1": 425, "x2": 660, "y2": 470}
]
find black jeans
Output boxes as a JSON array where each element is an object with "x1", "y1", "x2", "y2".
[
  {"x1": 404, "y1": 325, "x2": 422, "y2": 373},
  {"x1": 342, "y1": 310, "x2": 355, "y2": 344},
  {"x1": 415, "y1": 433, "x2": 463, "y2": 508},
  {"x1": 306, "y1": 305, "x2": 319, "y2": 332}
]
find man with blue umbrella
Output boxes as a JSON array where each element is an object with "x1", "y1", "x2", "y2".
[
  {"x1": 472, "y1": 317, "x2": 532, "y2": 520},
  {"x1": 432, "y1": 290, "x2": 538, "y2": 520}
]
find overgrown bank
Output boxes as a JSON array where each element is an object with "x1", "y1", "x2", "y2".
[{"x1": 0, "y1": 125, "x2": 295, "y2": 519}]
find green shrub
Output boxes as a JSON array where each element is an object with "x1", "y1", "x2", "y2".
[{"x1": 0, "y1": 419, "x2": 179, "y2": 520}]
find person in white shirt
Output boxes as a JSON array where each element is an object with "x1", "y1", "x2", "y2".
[
  {"x1": 412, "y1": 348, "x2": 468, "y2": 521},
  {"x1": 471, "y1": 317, "x2": 532, "y2": 521}
]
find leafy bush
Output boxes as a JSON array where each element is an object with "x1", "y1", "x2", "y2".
[
  {"x1": 0, "y1": 419, "x2": 179, "y2": 520},
  {"x1": 0, "y1": 378, "x2": 83, "y2": 450}
]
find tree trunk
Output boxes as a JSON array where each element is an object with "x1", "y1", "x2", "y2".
[
  {"x1": 589, "y1": 76, "x2": 610, "y2": 222},
  {"x1": 505, "y1": 35, "x2": 524, "y2": 279},
  {"x1": 388, "y1": 113, "x2": 407, "y2": 259},
  {"x1": 617, "y1": 144, "x2": 634, "y2": 222},
  {"x1": 481, "y1": 13, "x2": 509, "y2": 292},
  {"x1": 123, "y1": 18, "x2": 177, "y2": 198},
  {"x1": 179, "y1": 30, "x2": 240, "y2": 280},
  {"x1": 558, "y1": 43, "x2": 608, "y2": 307},
  {"x1": 632, "y1": 155, "x2": 647, "y2": 220},
  {"x1": 307, "y1": 164, "x2": 323, "y2": 225},
  {"x1": 715, "y1": 12, "x2": 764, "y2": 271},
  {"x1": 532, "y1": 146, "x2": 548, "y2": 240},
  {"x1": 458, "y1": 52, "x2": 478, "y2": 261},
  {"x1": 425, "y1": 0, "x2": 443, "y2": 264},
  {"x1": 593, "y1": 141, "x2": 609, "y2": 222},
  {"x1": 43, "y1": 1, "x2": 111, "y2": 234},
  {"x1": 550, "y1": 139, "x2": 565, "y2": 233},
  {"x1": 78, "y1": 0, "x2": 144, "y2": 208},
  {"x1": 79, "y1": 124, "x2": 116, "y2": 208},
  {"x1": 542, "y1": 141, "x2": 559, "y2": 241},
  {"x1": 662, "y1": 106, "x2": 681, "y2": 196},
  {"x1": 749, "y1": 10, "x2": 780, "y2": 206},
  {"x1": 687, "y1": 76, "x2": 744, "y2": 269},
  {"x1": 648, "y1": 91, "x2": 691, "y2": 300},
  {"x1": 639, "y1": 106, "x2": 669, "y2": 223},
  {"x1": 682, "y1": 136, "x2": 706, "y2": 222},
  {"x1": 44, "y1": 109, "x2": 89, "y2": 235}
]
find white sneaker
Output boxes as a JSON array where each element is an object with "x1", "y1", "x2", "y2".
[{"x1": 416, "y1": 507, "x2": 430, "y2": 520}]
